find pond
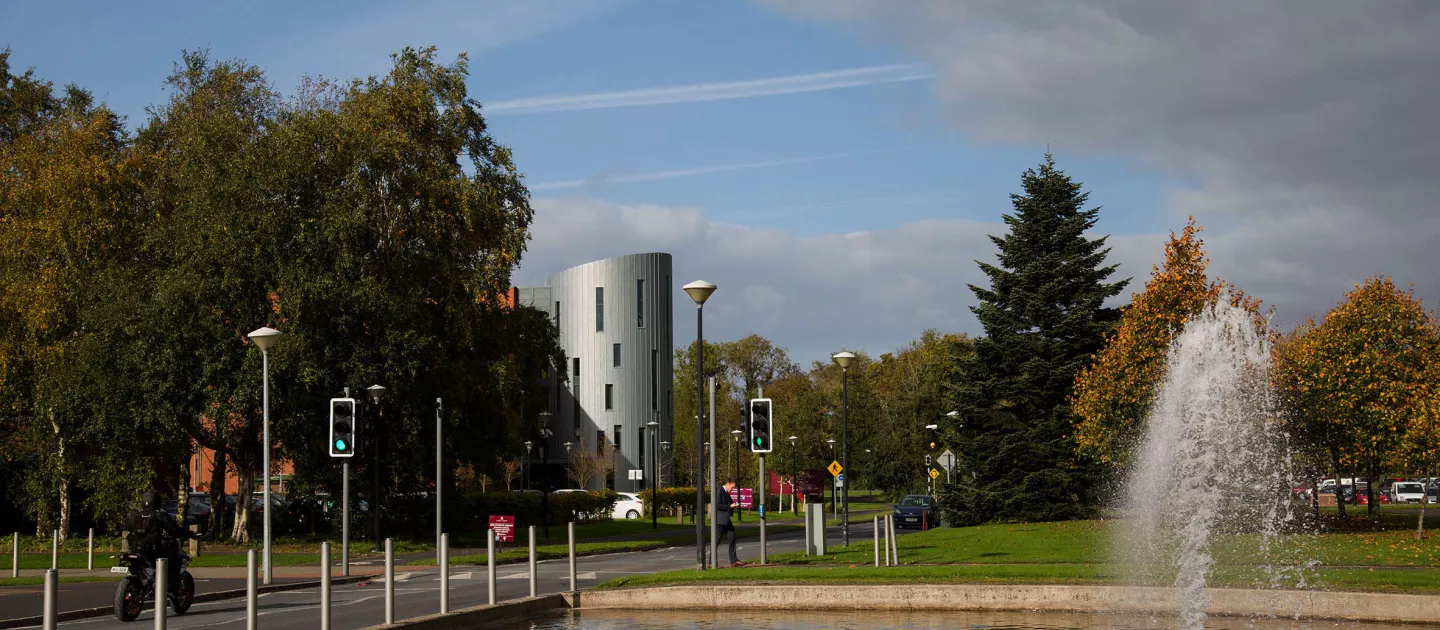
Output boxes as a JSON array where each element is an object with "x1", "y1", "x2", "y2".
[{"x1": 502, "y1": 609, "x2": 1420, "y2": 629}]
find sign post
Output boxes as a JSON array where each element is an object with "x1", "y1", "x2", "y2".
[
  {"x1": 937, "y1": 449, "x2": 956, "y2": 484},
  {"x1": 488, "y1": 515, "x2": 515, "y2": 545}
]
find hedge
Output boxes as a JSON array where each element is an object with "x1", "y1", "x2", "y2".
[{"x1": 447, "y1": 490, "x2": 618, "y2": 531}]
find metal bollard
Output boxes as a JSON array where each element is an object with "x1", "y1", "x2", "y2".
[
  {"x1": 51, "y1": 530, "x2": 58, "y2": 570},
  {"x1": 246, "y1": 550, "x2": 257, "y2": 630},
  {"x1": 567, "y1": 522, "x2": 576, "y2": 592},
  {"x1": 439, "y1": 533, "x2": 449, "y2": 614},
  {"x1": 487, "y1": 527, "x2": 496, "y2": 606},
  {"x1": 888, "y1": 515, "x2": 899, "y2": 565},
  {"x1": 42, "y1": 569, "x2": 57, "y2": 630},
  {"x1": 154, "y1": 557, "x2": 168, "y2": 630},
  {"x1": 527, "y1": 526, "x2": 537, "y2": 598},
  {"x1": 320, "y1": 542, "x2": 331, "y2": 630},
  {"x1": 11, "y1": 533, "x2": 18, "y2": 578},
  {"x1": 873, "y1": 516, "x2": 880, "y2": 567},
  {"x1": 88, "y1": 528, "x2": 94, "y2": 571},
  {"x1": 384, "y1": 538, "x2": 395, "y2": 624}
]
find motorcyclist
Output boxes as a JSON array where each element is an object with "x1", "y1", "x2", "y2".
[{"x1": 125, "y1": 490, "x2": 190, "y2": 592}]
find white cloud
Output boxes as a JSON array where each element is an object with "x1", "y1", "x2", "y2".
[
  {"x1": 755, "y1": 0, "x2": 1440, "y2": 325},
  {"x1": 513, "y1": 197, "x2": 1164, "y2": 364},
  {"x1": 485, "y1": 64, "x2": 932, "y2": 115}
]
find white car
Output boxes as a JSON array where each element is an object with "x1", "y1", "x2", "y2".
[
  {"x1": 613, "y1": 492, "x2": 644, "y2": 520},
  {"x1": 1392, "y1": 482, "x2": 1427, "y2": 504}
]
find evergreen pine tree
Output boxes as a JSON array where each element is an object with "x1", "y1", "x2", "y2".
[{"x1": 942, "y1": 154, "x2": 1129, "y2": 525}]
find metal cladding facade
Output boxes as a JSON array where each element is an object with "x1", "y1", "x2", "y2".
[{"x1": 516, "y1": 253, "x2": 674, "y2": 491}]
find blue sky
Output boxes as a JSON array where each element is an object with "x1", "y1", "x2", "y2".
[{"x1": 10, "y1": 0, "x2": 1415, "y2": 365}]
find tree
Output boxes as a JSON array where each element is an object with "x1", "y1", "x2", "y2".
[
  {"x1": 1275, "y1": 277, "x2": 1439, "y2": 520},
  {"x1": 1071, "y1": 219, "x2": 1264, "y2": 468},
  {"x1": 865, "y1": 331, "x2": 970, "y2": 497},
  {"x1": 942, "y1": 154, "x2": 1129, "y2": 525},
  {"x1": 566, "y1": 436, "x2": 616, "y2": 490},
  {"x1": 670, "y1": 340, "x2": 739, "y2": 487}
]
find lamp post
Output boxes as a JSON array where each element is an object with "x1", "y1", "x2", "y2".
[
  {"x1": 730, "y1": 429, "x2": 742, "y2": 520},
  {"x1": 539, "y1": 418, "x2": 554, "y2": 539},
  {"x1": 246, "y1": 327, "x2": 281, "y2": 584},
  {"x1": 648, "y1": 420, "x2": 660, "y2": 529},
  {"x1": 825, "y1": 438, "x2": 837, "y2": 520},
  {"x1": 832, "y1": 351, "x2": 854, "y2": 547},
  {"x1": 787, "y1": 435, "x2": 799, "y2": 514},
  {"x1": 366, "y1": 384, "x2": 386, "y2": 552},
  {"x1": 682, "y1": 280, "x2": 716, "y2": 570},
  {"x1": 523, "y1": 441, "x2": 533, "y2": 490}
]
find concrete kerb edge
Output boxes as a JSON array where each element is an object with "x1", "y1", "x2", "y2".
[
  {"x1": 0, "y1": 573, "x2": 374, "y2": 630},
  {"x1": 572, "y1": 584, "x2": 1440, "y2": 626},
  {"x1": 357, "y1": 594, "x2": 571, "y2": 630}
]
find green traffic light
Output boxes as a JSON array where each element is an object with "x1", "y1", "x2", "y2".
[{"x1": 335, "y1": 439, "x2": 348, "y2": 451}]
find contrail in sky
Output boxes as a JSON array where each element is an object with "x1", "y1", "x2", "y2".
[
  {"x1": 485, "y1": 64, "x2": 932, "y2": 115},
  {"x1": 530, "y1": 146, "x2": 922, "y2": 192}
]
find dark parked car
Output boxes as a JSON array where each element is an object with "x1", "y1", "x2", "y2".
[{"x1": 893, "y1": 495, "x2": 937, "y2": 529}]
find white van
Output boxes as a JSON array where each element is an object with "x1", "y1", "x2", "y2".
[{"x1": 1391, "y1": 482, "x2": 1427, "y2": 504}]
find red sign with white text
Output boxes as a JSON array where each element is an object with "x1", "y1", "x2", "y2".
[
  {"x1": 729, "y1": 488, "x2": 755, "y2": 509},
  {"x1": 488, "y1": 515, "x2": 515, "y2": 543}
]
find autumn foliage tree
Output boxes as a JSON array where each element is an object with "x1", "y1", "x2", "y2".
[
  {"x1": 1273, "y1": 277, "x2": 1439, "y2": 522},
  {"x1": 1071, "y1": 219, "x2": 1263, "y2": 468}
]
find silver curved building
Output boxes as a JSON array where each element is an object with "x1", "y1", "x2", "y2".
[{"x1": 515, "y1": 253, "x2": 674, "y2": 491}]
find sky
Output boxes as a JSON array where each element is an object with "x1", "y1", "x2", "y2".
[{"x1": 4, "y1": 0, "x2": 1437, "y2": 367}]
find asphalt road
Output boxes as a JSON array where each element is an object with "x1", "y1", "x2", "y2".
[{"x1": 11, "y1": 520, "x2": 908, "y2": 630}]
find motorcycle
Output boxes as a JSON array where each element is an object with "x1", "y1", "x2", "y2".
[{"x1": 111, "y1": 536, "x2": 199, "y2": 622}]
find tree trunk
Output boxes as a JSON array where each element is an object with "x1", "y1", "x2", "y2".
[
  {"x1": 1330, "y1": 448, "x2": 1347, "y2": 519},
  {"x1": 1366, "y1": 460, "x2": 1378, "y2": 519},
  {"x1": 1309, "y1": 471, "x2": 1321, "y2": 523},
  {"x1": 231, "y1": 466, "x2": 256, "y2": 544},
  {"x1": 1419, "y1": 469, "x2": 1432, "y2": 541},
  {"x1": 178, "y1": 456, "x2": 191, "y2": 527},
  {"x1": 50, "y1": 411, "x2": 70, "y2": 544},
  {"x1": 208, "y1": 448, "x2": 228, "y2": 534}
]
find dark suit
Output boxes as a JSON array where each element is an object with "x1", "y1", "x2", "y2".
[{"x1": 717, "y1": 488, "x2": 737, "y2": 565}]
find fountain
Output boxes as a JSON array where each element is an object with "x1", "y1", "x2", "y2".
[{"x1": 1119, "y1": 297, "x2": 1302, "y2": 629}]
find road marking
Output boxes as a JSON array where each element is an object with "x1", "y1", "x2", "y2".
[
  {"x1": 497, "y1": 572, "x2": 530, "y2": 580},
  {"x1": 451, "y1": 572, "x2": 473, "y2": 580}
]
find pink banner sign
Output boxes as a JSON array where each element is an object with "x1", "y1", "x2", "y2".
[{"x1": 488, "y1": 515, "x2": 515, "y2": 543}]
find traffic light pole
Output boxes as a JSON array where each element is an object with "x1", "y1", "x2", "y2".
[{"x1": 342, "y1": 461, "x2": 350, "y2": 576}]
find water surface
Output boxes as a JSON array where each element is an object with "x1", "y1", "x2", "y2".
[{"x1": 504, "y1": 609, "x2": 1420, "y2": 629}]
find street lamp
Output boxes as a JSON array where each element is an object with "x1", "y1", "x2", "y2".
[
  {"x1": 683, "y1": 279, "x2": 716, "y2": 569},
  {"x1": 246, "y1": 326, "x2": 281, "y2": 584},
  {"x1": 648, "y1": 420, "x2": 660, "y2": 529},
  {"x1": 366, "y1": 384, "x2": 386, "y2": 551},
  {"x1": 825, "y1": 438, "x2": 837, "y2": 520},
  {"x1": 831, "y1": 351, "x2": 855, "y2": 547},
  {"x1": 787, "y1": 435, "x2": 799, "y2": 514},
  {"x1": 730, "y1": 429, "x2": 743, "y2": 521},
  {"x1": 523, "y1": 441, "x2": 533, "y2": 490}
]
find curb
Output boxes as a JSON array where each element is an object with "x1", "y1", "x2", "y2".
[
  {"x1": 357, "y1": 594, "x2": 569, "y2": 629},
  {"x1": 0, "y1": 573, "x2": 374, "y2": 629}
]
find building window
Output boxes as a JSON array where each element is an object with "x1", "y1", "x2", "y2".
[
  {"x1": 595, "y1": 287, "x2": 604, "y2": 332},
  {"x1": 613, "y1": 343, "x2": 621, "y2": 368},
  {"x1": 605, "y1": 384, "x2": 614, "y2": 410},
  {"x1": 651, "y1": 349, "x2": 658, "y2": 411},
  {"x1": 637, "y1": 279, "x2": 645, "y2": 328},
  {"x1": 614, "y1": 425, "x2": 623, "y2": 452},
  {"x1": 597, "y1": 430, "x2": 605, "y2": 455},
  {"x1": 554, "y1": 301, "x2": 560, "y2": 334},
  {"x1": 572, "y1": 357, "x2": 581, "y2": 432}
]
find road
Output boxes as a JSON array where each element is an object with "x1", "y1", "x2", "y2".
[{"x1": 9, "y1": 520, "x2": 909, "y2": 630}]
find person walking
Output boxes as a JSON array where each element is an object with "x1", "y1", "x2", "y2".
[{"x1": 717, "y1": 479, "x2": 742, "y2": 567}]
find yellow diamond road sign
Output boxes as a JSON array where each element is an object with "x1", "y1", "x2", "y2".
[
  {"x1": 828, "y1": 460, "x2": 843, "y2": 477},
  {"x1": 929, "y1": 468, "x2": 940, "y2": 480}
]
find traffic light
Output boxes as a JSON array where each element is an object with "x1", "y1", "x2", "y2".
[
  {"x1": 330, "y1": 398, "x2": 357, "y2": 458},
  {"x1": 749, "y1": 398, "x2": 773, "y2": 453}
]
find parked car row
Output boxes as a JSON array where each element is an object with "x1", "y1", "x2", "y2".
[{"x1": 1295, "y1": 478, "x2": 1440, "y2": 505}]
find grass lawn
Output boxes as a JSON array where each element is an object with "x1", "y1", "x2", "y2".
[
  {"x1": 0, "y1": 575, "x2": 120, "y2": 587},
  {"x1": 599, "y1": 517, "x2": 1440, "y2": 594},
  {"x1": 413, "y1": 524, "x2": 806, "y2": 566}
]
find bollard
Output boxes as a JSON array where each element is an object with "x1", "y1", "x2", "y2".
[
  {"x1": 527, "y1": 526, "x2": 537, "y2": 598},
  {"x1": 873, "y1": 516, "x2": 880, "y2": 567},
  {"x1": 11, "y1": 533, "x2": 18, "y2": 578},
  {"x1": 384, "y1": 538, "x2": 395, "y2": 624},
  {"x1": 487, "y1": 527, "x2": 496, "y2": 606},
  {"x1": 439, "y1": 533, "x2": 449, "y2": 614},
  {"x1": 320, "y1": 542, "x2": 331, "y2": 630},
  {"x1": 888, "y1": 515, "x2": 899, "y2": 565},
  {"x1": 154, "y1": 557, "x2": 168, "y2": 630},
  {"x1": 883, "y1": 515, "x2": 891, "y2": 567},
  {"x1": 567, "y1": 522, "x2": 576, "y2": 592},
  {"x1": 88, "y1": 528, "x2": 94, "y2": 571},
  {"x1": 246, "y1": 550, "x2": 257, "y2": 630},
  {"x1": 51, "y1": 530, "x2": 58, "y2": 570},
  {"x1": 42, "y1": 569, "x2": 57, "y2": 630}
]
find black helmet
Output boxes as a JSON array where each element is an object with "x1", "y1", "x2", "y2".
[{"x1": 142, "y1": 490, "x2": 161, "y2": 510}]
